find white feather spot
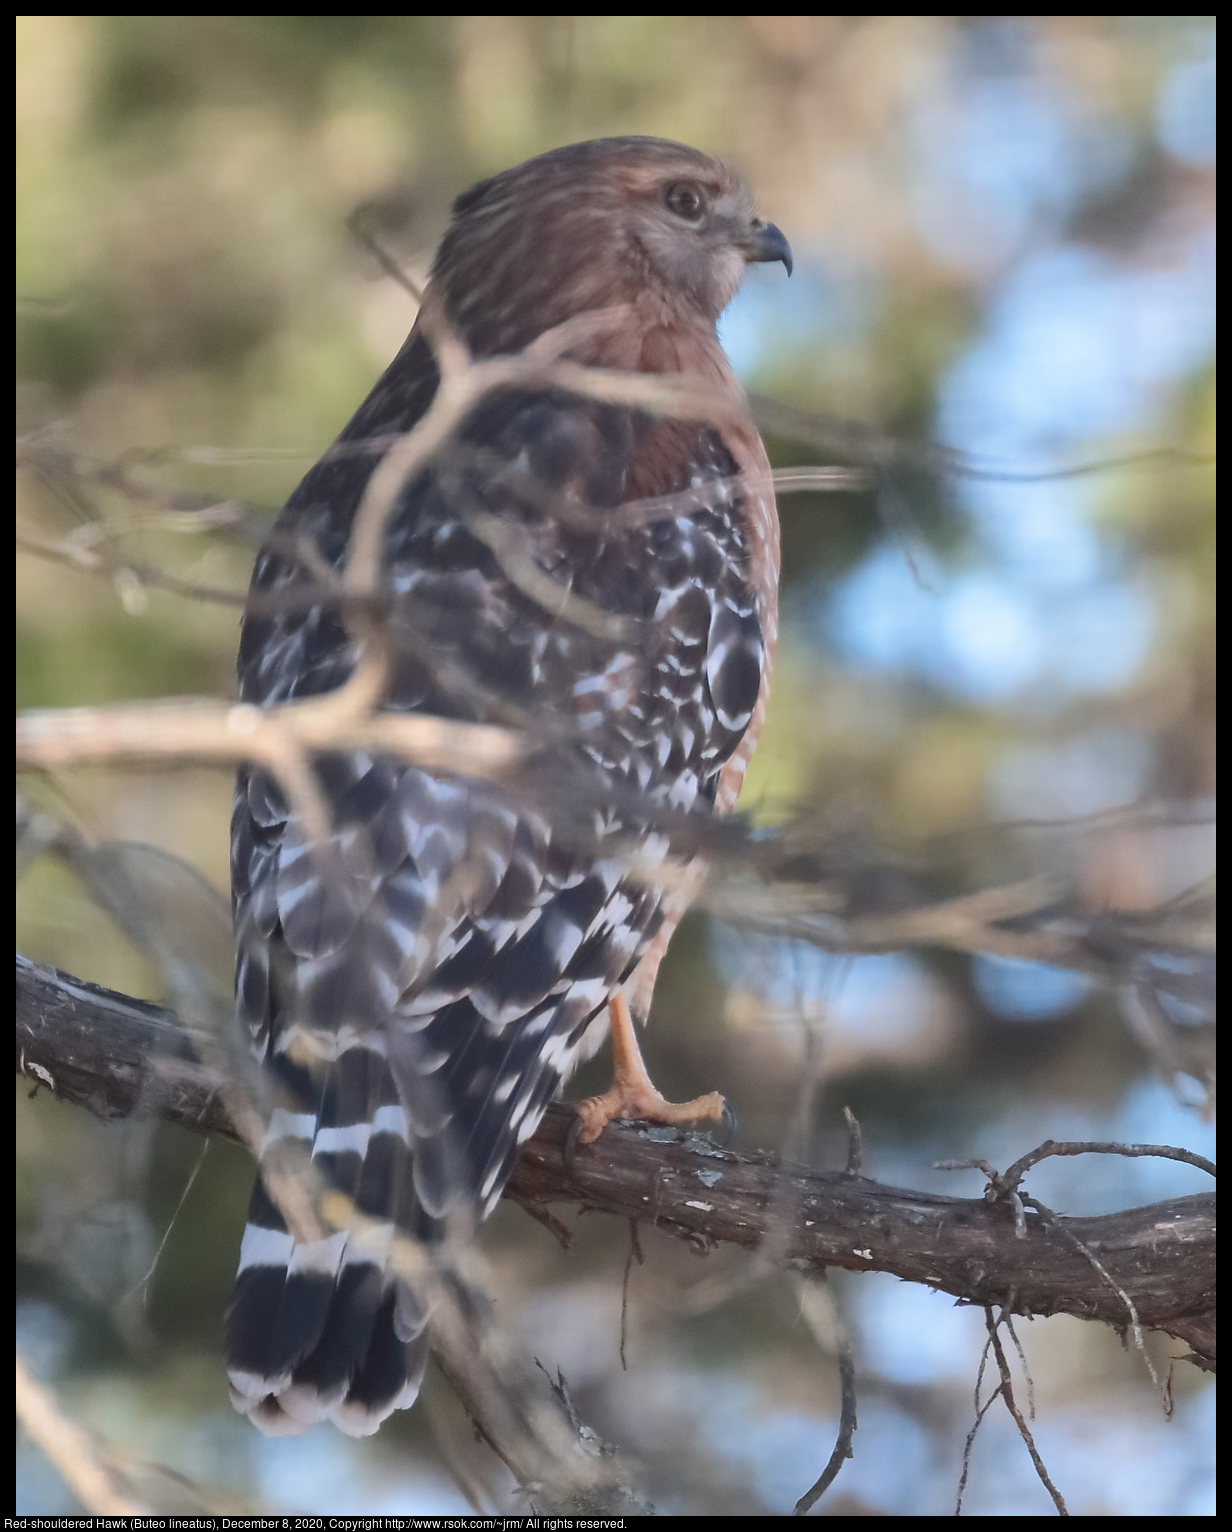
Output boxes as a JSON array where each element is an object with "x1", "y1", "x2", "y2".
[
  {"x1": 547, "y1": 916, "x2": 583, "y2": 969},
  {"x1": 313, "y1": 1123, "x2": 371, "y2": 1157},
  {"x1": 237, "y1": 1225, "x2": 295, "y2": 1272},
  {"x1": 566, "y1": 977, "x2": 610, "y2": 1009},
  {"x1": 371, "y1": 1103, "x2": 410, "y2": 1142},
  {"x1": 288, "y1": 1231, "x2": 347, "y2": 1276}
]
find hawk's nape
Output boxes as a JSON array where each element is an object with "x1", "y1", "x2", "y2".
[{"x1": 225, "y1": 136, "x2": 789, "y2": 1436}]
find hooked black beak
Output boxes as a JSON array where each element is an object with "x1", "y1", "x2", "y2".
[{"x1": 743, "y1": 219, "x2": 792, "y2": 277}]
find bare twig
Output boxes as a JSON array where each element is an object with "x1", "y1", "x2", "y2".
[
  {"x1": 794, "y1": 1343, "x2": 857, "y2": 1515},
  {"x1": 1002, "y1": 1139, "x2": 1216, "y2": 1191},
  {"x1": 1019, "y1": 1193, "x2": 1168, "y2": 1406},
  {"x1": 955, "y1": 1376, "x2": 1002, "y2": 1515},
  {"x1": 842, "y1": 1105, "x2": 864, "y2": 1178},
  {"x1": 347, "y1": 205, "x2": 426, "y2": 303},
  {"x1": 1003, "y1": 1309, "x2": 1035, "y2": 1422},
  {"x1": 984, "y1": 1309, "x2": 1069, "y2": 1515},
  {"x1": 127, "y1": 1138, "x2": 211, "y2": 1306},
  {"x1": 619, "y1": 1219, "x2": 645, "y2": 1371},
  {"x1": 794, "y1": 1276, "x2": 858, "y2": 1515},
  {"x1": 935, "y1": 1157, "x2": 1030, "y2": 1240}
]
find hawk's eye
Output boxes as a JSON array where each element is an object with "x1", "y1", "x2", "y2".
[{"x1": 665, "y1": 182, "x2": 706, "y2": 222}]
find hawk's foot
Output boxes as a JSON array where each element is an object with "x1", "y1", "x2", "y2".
[
  {"x1": 573, "y1": 1080, "x2": 727, "y2": 1147},
  {"x1": 566, "y1": 990, "x2": 733, "y2": 1166}
]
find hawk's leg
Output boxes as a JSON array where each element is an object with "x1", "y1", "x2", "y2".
[{"x1": 572, "y1": 991, "x2": 728, "y2": 1146}]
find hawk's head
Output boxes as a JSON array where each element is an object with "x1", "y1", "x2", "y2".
[{"x1": 432, "y1": 137, "x2": 791, "y2": 356}]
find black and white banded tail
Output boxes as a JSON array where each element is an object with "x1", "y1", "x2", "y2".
[{"x1": 225, "y1": 1037, "x2": 431, "y2": 1437}]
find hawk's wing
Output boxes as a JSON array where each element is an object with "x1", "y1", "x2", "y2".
[{"x1": 226, "y1": 319, "x2": 767, "y2": 1434}]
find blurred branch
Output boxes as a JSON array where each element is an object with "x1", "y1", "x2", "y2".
[
  {"x1": 15, "y1": 305, "x2": 764, "y2": 843},
  {"x1": 16, "y1": 693, "x2": 525, "y2": 786},
  {"x1": 15, "y1": 526, "x2": 249, "y2": 609},
  {"x1": 707, "y1": 873, "x2": 1076, "y2": 962},
  {"x1": 19, "y1": 673, "x2": 1214, "y2": 997},
  {"x1": 16, "y1": 442, "x2": 864, "y2": 617},
  {"x1": 347, "y1": 204, "x2": 425, "y2": 304},
  {"x1": 17, "y1": 953, "x2": 1216, "y2": 1372},
  {"x1": 750, "y1": 395, "x2": 1214, "y2": 484},
  {"x1": 15, "y1": 1354, "x2": 146, "y2": 1515}
]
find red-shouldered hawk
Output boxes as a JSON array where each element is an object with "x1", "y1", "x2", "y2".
[{"x1": 225, "y1": 137, "x2": 790, "y2": 1436}]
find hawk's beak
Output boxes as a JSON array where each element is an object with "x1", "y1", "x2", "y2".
[{"x1": 742, "y1": 220, "x2": 793, "y2": 277}]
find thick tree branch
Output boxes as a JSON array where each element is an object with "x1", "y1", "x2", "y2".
[{"x1": 16, "y1": 953, "x2": 1215, "y2": 1370}]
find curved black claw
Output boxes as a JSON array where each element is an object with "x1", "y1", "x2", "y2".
[
  {"x1": 717, "y1": 1099, "x2": 738, "y2": 1149},
  {"x1": 563, "y1": 1110, "x2": 587, "y2": 1177}
]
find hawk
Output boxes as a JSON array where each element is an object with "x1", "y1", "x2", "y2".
[{"x1": 225, "y1": 137, "x2": 790, "y2": 1436}]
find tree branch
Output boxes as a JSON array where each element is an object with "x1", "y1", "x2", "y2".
[{"x1": 16, "y1": 953, "x2": 1215, "y2": 1371}]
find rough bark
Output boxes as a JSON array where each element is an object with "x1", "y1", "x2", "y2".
[{"x1": 16, "y1": 952, "x2": 1215, "y2": 1368}]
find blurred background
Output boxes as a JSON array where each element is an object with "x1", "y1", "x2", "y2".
[{"x1": 16, "y1": 15, "x2": 1214, "y2": 1516}]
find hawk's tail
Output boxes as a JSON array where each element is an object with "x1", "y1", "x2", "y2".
[{"x1": 224, "y1": 1036, "x2": 431, "y2": 1437}]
